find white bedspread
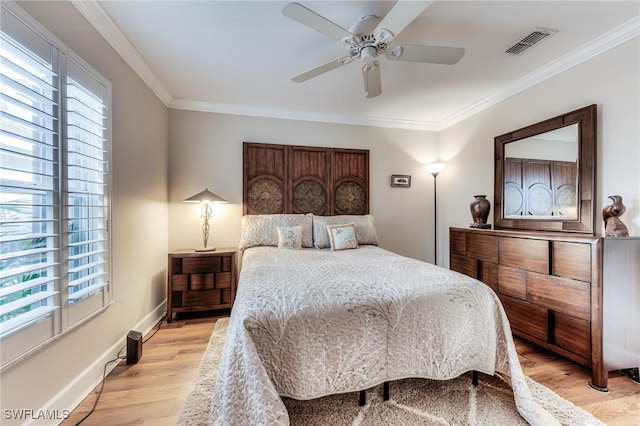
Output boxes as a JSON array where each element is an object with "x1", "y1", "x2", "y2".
[{"x1": 209, "y1": 246, "x2": 558, "y2": 425}]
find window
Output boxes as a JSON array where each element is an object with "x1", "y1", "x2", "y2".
[{"x1": 0, "y1": 3, "x2": 111, "y2": 368}]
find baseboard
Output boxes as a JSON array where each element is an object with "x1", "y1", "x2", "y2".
[{"x1": 30, "y1": 301, "x2": 166, "y2": 426}]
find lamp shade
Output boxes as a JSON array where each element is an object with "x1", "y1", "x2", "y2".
[
  {"x1": 425, "y1": 162, "x2": 445, "y2": 177},
  {"x1": 183, "y1": 188, "x2": 228, "y2": 203}
]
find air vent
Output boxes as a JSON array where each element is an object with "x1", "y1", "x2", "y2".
[{"x1": 506, "y1": 28, "x2": 557, "y2": 55}]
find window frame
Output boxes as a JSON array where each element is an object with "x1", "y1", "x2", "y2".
[{"x1": 0, "y1": 1, "x2": 113, "y2": 370}]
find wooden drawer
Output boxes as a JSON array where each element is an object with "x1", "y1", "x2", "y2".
[
  {"x1": 498, "y1": 265, "x2": 526, "y2": 300},
  {"x1": 171, "y1": 291, "x2": 182, "y2": 307},
  {"x1": 222, "y1": 255, "x2": 232, "y2": 272},
  {"x1": 552, "y1": 241, "x2": 591, "y2": 282},
  {"x1": 215, "y1": 272, "x2": 231, "y2": 289},
  {"x1": 183, "y1": 289, "x2": 221, "y2": 307},
  {"x1": 172, "y1": 275, "x2": 188, "y2": 291},
  {"x1": 499, "y1": 237, "x2": 549, "y2": 274},
  {"x1": 466, "y1": 233, "x2": 498, "y2": 263},
  {"x1": 171, "y1": 257, "x2": 183, "y2": 274},
  {"x1": 450, "y1": 254, "x2": 477, "y2": 279},
  {"x1": 500, "y1": 295, "x2": 548, "y2": 342},
  {"x1": 191, "y1": 273, "x2": 214, "y2": 290},
  {"x1": 551, "y1": 311, "x2": 591, "y2": 360},
  {"x1": 526, "y1": 273, "x2": 590, "y2": 320},
  {"x1": 480, "y1": 262, "x2": 498, "y2": 293},
  {"x1": 183, "y1": 256, "x2": 222, "y2": 274},
  {"x1": 221, "y1": 288, "x2": 232, "y2": 304},
  {"x1": 450, "y1": 230, "x2": 467, "y2": 255}
]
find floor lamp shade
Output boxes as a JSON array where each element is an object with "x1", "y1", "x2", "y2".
[
  {"x1": 183, "y1": 189, "x2": 228, "y2": 251},
  {"x1": 425, "y1": 162, "x2": 445, "y2": 177}
]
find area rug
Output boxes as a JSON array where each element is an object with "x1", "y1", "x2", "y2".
[{"x1": 178, "y1": 318, "x2": 604, "y2": 425}]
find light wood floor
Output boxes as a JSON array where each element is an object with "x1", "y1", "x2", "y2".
[{"x1": 63, "y1": 313, "x2": 640, "y2": 426}]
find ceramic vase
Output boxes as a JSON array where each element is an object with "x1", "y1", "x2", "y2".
[{"x1": 470, "y1": 195, "x2": 491, "y2": 228}]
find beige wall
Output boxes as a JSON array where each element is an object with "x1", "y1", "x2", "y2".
[
  {"x1": 1, "y1": 2, "x2": 169, "y2": 422},
  {"x1": 168, "y1": 112, "x2": 440, "y2": 261},
  {"x1": 438, "y1": 37, "x2": 640, "y2": 265},
  {"x1": 168, "y1": 37, "x2": 640, "y2": 268},
  {"x1": 1, "y1": 0, "x2": 638, "y2": 421}
]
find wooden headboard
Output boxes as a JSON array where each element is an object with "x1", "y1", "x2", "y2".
[{"x1": 243, "y1": 142, "x2": 369, "y2": 215}]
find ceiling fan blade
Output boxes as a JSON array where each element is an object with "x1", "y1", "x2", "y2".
[
  {"x1": 292, "y1": 56, "x2": 354, "y2": 83},
  {"x1": 374, "y1": 1, "x2": 433, "y2": 43},
  {"x1": 283, "y1": 3, "x2": 353, "y2": 42},
  {"x1": 362, "y1": 61, "x2": 382, "y2": 98},
  {"x1": 385, "y1": 44, "x2": 465, "y2": 65}
]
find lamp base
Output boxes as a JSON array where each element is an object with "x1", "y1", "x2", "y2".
[{"x1": 194, "y1": 247, "x2": 216, "y2": 252}]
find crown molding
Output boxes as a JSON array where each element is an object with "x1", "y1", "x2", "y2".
[
  {"x1": 73, "y1": 0, "x2": 638, "y2": 131},
  {"x1": 70, "y1": 0, "x2": 173, "y2": 107},
  {"x1": 169, "y1": 99, "x2": 440, "y2": 131},
  {"x1": 438, "y1": 16, "x2": 640, "y2": 130}
]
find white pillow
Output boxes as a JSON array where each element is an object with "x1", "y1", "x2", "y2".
[
  {"x1": 277, "y1": 226, "x2": 302, "y2": 249},
  {"x1": 327, "y1": 223, "x2": 358, "y2": 251},
  {"x1": 239, "y1": 214, "x2": 313, "y2": 250},
  {"x1": 313, "y1": 214, "x2": 379, "y2": 248}
]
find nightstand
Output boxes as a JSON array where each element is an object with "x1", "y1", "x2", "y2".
[{"x1": 167, "y1": 248, "x2": 237, "y2": 323}]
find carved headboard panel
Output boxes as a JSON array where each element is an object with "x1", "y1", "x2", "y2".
[{"x1": 243, "y1": 142, "x2": 369, "y2": 215}]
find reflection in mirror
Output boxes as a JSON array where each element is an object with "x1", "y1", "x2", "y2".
[{"x1": 503, "y1": 124, "x2": 579, "y2": 220}]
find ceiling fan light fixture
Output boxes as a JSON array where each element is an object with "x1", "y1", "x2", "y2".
[
  {"x1": 360, "y1": 45, "x2": 378, "y2": 66},
  {"x1": 283, "y1": 2, "x2": 463, "y2": 98}
]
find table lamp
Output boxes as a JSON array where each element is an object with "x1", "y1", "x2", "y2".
[{"x1": 183, "y1": 188, "x2": 228, "y2": 251}]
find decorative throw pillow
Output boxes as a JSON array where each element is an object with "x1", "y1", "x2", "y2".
[
  {"x1": 313, "y1": 214, "x2": 379, "y2": 248},
  {"x1": 277, "y1": 226, "x2": 302, "y2": 249},
  {"x1": 327, "y1": 223, "x2": 358, "y2": 251},
  {"x1": 239, "y1": 214, "x2": 313, "y2": 250}
]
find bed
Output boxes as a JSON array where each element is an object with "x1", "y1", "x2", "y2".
[{"x1": 208, "y1": 213, "x2": 558, "y2": 425}]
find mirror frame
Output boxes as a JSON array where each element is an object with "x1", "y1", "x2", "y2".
[{"x1": 494, "y1": 104, "x2": 597, "y2": 234}]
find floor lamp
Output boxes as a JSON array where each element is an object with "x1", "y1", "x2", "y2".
[
  {"x1": 183, "y1": 188, "x2": 228, "y2": 251},
  {"x1": 425, "y1": 163, "x2": 445, "y2": 265}
]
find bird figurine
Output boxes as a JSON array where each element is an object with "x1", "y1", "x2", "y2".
[{"x1": 602, "y1": 195, "x2": 629, "y2": 237}]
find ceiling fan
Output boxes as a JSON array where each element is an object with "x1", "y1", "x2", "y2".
[{"x1": 282, "y1": 1, "x2": 465, "y2": 98}]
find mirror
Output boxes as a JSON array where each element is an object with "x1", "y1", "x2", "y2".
[{"x1": 494, "y1": 105, "x2": 597, "y2": 234}]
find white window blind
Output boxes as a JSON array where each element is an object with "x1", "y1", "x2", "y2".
[{"x1": 0, "y1": 4, "x2": 111, "y2": 368}]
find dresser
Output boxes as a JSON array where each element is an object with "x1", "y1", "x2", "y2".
[
  {"x1": 167, "y1": 248, "x2": 237, "y2": 323},
  {"x1": 449, "y1": 227, "x2": 640, "y2": 390}
]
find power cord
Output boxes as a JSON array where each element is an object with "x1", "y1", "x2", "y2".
[
  {"x1": 143, "y1": 313, "x2": 166, "y2": 344},
  {"x1": 73, "y1": 314, "x2": 166, "y2": 425},
  {"x1": 74, "y1": 351, "x2": 125, "y2": 426}
]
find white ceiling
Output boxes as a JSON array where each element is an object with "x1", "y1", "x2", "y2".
[{"x1": 75, "y1": 1, "x2": 639, "y2": 130}]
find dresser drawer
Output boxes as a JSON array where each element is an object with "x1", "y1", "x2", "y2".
[
  {"x1": 526, "y1": 273, "x2": 590, "y2": 320},
  {"x1": 183, "y1": 289, "x2": 222, "y2": 307},
  {"x1": 498, "y1": 265, "x2": 526, "y2": 300},
  {"x1": 183, "y1": 256, "x2": 223, "y2": 274},
  {"x1": 551, "y1": 311, "x2": 591, "y2": 360},
  {"x1": 500, "y1": 295, "x2": 548, "y2": 342},
  {"x1": 450, "y1": 254, "x2": 477, "y2": 279},
  {"x1": 466, "y1": 233, "x2": 498, "y2": 263},
  {"x1": 499, "y1": 237, "x2": 549, "y2": 274},
  {"x1": 450, "y1": 230, "x2": 466, "y2": 256},
  {"x1": 481, "y1": 262, "x2": 498, "y2": 293},
  {"x1": 552, "y1": 241, "x2": 591, "y2": 282}
]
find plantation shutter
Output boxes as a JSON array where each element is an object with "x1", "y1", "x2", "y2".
[
  {"x1": 0, "y1": 4, "x2": 112, "y2": 367},
  {"x1": 0, "y1": 11, "x2": 60, "y2": 343},
  {"x1": 64, "y1": 57, "x2": 110, "y2": 325}
]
